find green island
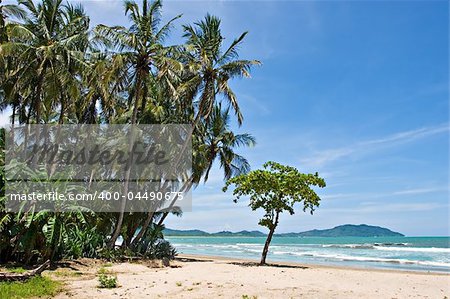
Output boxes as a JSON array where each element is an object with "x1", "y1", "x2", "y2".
[{"x1": 164, "y1": 224, "x2": 405, "y2": 238}]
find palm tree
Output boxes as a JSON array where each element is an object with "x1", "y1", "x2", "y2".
[
  {"x1": 167, "y1": 14, "x2": 260, "y2": 173},
  {"x1": 0, "y1": 0, "x2": 26, "y2": 42},
  {"x1": 181, "y1": 14, "x2": 260, "y2": 127},
  {"x1": 78, "y1": 53, "x2": 129, "y2": 124},
  {"x1": 0, "y1": 0, "x2": 90, "y2": 124},
  {"x1": 156, "y1": 104, "x2": 256, "y2": 227},
  {"x1": 198, "y1": 104, "x2": 255, "y2": 183},
  {"x1": 94, "y1": 0, "x2": 182, "y2": 247},
  {"x1": 134, "y1": 14, "x2": 260, "y2": 243},
  {"x1": 0, "y1": 1, "x2": 26, "y2": 124},
  {"x1": 94, "y1": 0, "x2": 181, "y2": 125}
]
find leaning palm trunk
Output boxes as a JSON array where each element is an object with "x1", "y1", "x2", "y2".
[
  {"x1": 108, "y1": 74, "x2": 143, "y2": 248},
  {"x1": 131, "y1": 178, "x2": 192, "y2": 246},
  {"x1": 130, "y1": 211, "x2": 154, "y2": 247},
  {"x1": 158, "y1": 185, "x2": 193, "y2": 226},
  {"x1": 107, "y1": 161, "x2": 132, "y2": 248}
]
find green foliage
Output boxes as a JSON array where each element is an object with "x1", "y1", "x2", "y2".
[
  {"x1": 0, "y1": 276, "x2": 61, "y2": 299},
  {"x1": 224, "y1": 161, "x2": 325, "y2": 264},
  {"x1": 97, "y1": 267, "x2": 111, "y2": 275},
  {"x1": 62, "y1": 225, "x2": 106, "y2": 259},
  {"x1": 97, "y1": 265, "x2": 117, "y2": 288},
  {"x1": 98, "y1": 273, "x2": 118, "y2": 288},
  {"x1": 148, "y1": 239, "x2": 177, "y2": 260},
  {"x1": 224, "y1": 161, "x2": 326, "y2": 230},
  {"x1": 133, "y1": 225, "x2": 177, "y2": 260}
]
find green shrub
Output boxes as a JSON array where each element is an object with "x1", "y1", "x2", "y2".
[
  {"x1": 63, "y1": 225, "x2": 105, "y2": 259},
  {"x1": 148, "y1": 239, "x2": 177, "y2": 260},
  {"x1": 98, "y1": 274, "x2": 117, "y2": 288},
  {"x1": 130, "y1": 225, "x2": 176, "y2": 260}
]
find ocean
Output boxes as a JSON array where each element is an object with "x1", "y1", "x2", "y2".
[{"x1": 166, "y1": 236, "x2": 450, "y2": 273}]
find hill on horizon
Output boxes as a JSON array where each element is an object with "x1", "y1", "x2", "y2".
[{"x1": 164, "y1": 224, "x2": 404, "y2": 237}]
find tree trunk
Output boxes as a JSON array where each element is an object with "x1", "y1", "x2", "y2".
[
  {"x1": 108, "y1": 72, "x2": 142, "y2": 248},
  {"x1": 34, "y1": 74, "x2": 43, "y2": 124},
  {"x1": 0, "y1": 260, "x2": 50, "y2": 282},
  {"x1": 122, "y1": 218, "x2": 142, "y2": 248},
  {"x1": 156, "y1": 178, "x2": 192, "y2": 227},
  {"x1": 58, "y1": 94, "x2": 65, "y2": 124},
  {"x1": 260, "y1": 227, "x2": 274, "y2": 265},
  {"x1": 132, "y1": 181, "x2": 190, "y2": 245},
  {"x1": 260, "y1": 211, "x2": 280, "y2": 265},
  {"x1": 130, "y1": 211, "x2": 154, "y2": 247},
  {"x1": 107, "y1": 157, "x2": 132, "y2": 248}
]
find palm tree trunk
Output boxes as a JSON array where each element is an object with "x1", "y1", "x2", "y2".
[
  {"x1": 35, "y1": 74, "x2": 43, "y2": 124},
  {"x1": 11, "y1": 102, "x2": 16, "y2": 125},
  {"x1": 130, "y1": 211, "x2": 154, "y2": 247},
  {"x1": 58, "y1": 92, "x2": 65, "y2": 124},
  {"x1": 157, "y1": 80, "x2": 214, "y2": 224},
  {"x1": 122, "y1": 218, "x2": 141, "y2": 248},
  {"x1": 260, "y1": 211, "x2": 280, "y2": 265},
  {"x1": 108, "y1": 72, "x2": 143, "y2": 248},
  {"x1": 133, "y1": 177, "x2": 192, "y2": 246},
  {"x1": 173, "y1": 80, "x2": 212, "y2": 169},
  {"x1": 157, "y1": 178, "x2": 192, "y2": 227},
  {"x1": 108, "y1": 149, "x2": 132, "y2": 248}
]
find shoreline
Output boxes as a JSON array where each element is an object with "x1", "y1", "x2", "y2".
[
  {"x1": 176, "y1": 253, "x2": 450, "y2": 276},
  {"x1": 167, "y1": 235, "x2": 450, "y2": 274}
]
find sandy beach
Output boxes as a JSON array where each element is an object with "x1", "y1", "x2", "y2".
[{"x1": 50, "y1": 255, "x2": 450, "y2": 299}]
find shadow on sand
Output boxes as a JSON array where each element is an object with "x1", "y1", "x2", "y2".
[
  {"x1": 229, "y1": 261, "x2": 309, "y2": 269},
  {"x1": 175, "y1": 257, "x2": 214, "y2": 263}
]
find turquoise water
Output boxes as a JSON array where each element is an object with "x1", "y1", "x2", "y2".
[{"x1": 166, "y1": 236, "x2": 450, "y2": 273}]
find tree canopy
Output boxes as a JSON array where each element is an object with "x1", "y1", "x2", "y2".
[{"x1": 223, "y1": 161, "x2": 326, "y2": 265}]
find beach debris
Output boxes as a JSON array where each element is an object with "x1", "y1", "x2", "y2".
[{"x1": 0, "y1": 260, "x2": 50, "y2": 282}]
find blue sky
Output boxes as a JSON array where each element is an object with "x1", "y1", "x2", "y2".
[{"x1": 2, "y1": 0, "x2": 448, "y2": 236}]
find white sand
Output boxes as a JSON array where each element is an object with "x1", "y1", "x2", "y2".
[{"x1": 51, "y1": 255, "x2": 450, "y2": 298}]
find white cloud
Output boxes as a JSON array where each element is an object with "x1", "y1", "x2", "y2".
[
  {"x1": 363, "y1": 125, "x2": 449, "y2": 146},
  {"x1": 352, "y1": 202, "x2": 447, "y2": 213},
  {"x1": 393, "y1": 187, "x2": 447, "y2": 196},
  {"x1": 300, "y1": 123, "x2": 449, "y2": 167},
  {"x1": 320, "y1": 186, "x2": 448, "y2": 201}
]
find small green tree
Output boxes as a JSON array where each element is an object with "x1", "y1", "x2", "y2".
[{"x1": 223, "y1": 161, "x2": 326, "y2": 265}]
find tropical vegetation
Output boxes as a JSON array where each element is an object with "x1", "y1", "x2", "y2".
[
  {"x1": 223, "y1": 161, "x2": 326, "y2": 265},
  {"x1": 0, "y1": 0, "x2": 259, "y2": 264}
]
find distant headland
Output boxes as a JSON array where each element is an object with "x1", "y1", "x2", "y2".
[{"x1": 164, "y1": 224, "x2": 404, "y2": 237}]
